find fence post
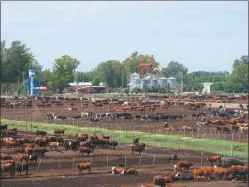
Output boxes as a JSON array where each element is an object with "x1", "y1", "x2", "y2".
[
  {"x1": 72, "y1": 157, "x2": 75, "y2": 169},
  {"x1": 139, "y1": 154, "x2": 142, "y2": 166},
  {"x1": 58, "y1": 158, "x2": 61, "y2": 169},
  {"x1": 201, "y1": 152, "x2": 204, "y2": 167},
  {"x1": 125, "y1": 155, "x2": 127, "y2": 167},
  {"x1": 152, "y1": 154, "x2": 156, "y2": 166},
  {"x1": 177, "y1": 140, "x2": 180, "y2": 150},
  {"x1": 231, "y1": 145, "x2": 233, "y2": 156},
  {"x1": 232, "y1": 132, "x2": 234, "y2": 141},
  {"x1": 106, "y1": 155, "x2": 109, "y2": 172},
  {"x1": 37, "y1": 159, "x2": 42, "y2": 171}
]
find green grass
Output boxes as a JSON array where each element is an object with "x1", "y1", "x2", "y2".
[{"x1": 1, "y1": 118, "x2": 248, "y2": 158}]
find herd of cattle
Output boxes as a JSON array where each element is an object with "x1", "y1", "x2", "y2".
[
  {"x1": 0, "y1": 124, "x2": 248, "y2": 186},
  {"x1": 1, "y1": 94, "x2": 248, "y2": 186},
  {"x1": 0, "y1": 124, "x2": 145, "y2": 177},
  {"x1": 1, "y1": 95, "x2": 248, "y2": 110}
]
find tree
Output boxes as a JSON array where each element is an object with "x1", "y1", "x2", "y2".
[
  {"x1": 1, "y1": 40, "x2": 39, "y2": 84},
  {"x1": 92, "y1": 76, "x2": 100, "y2": 86},
  {"x1": 123, "y1": 51, "x2": 160, "y2": 80},
  {"x1": 162, "y1": 61, "x2": 188, "y2": 80},
  {"x1": 231, "y1": 56, "x2": 248, "y2": 91},
  {"x1": 94, "y1": 60, "x2": 127, "y2": 88},
  {"x1": 52, "y1": 55, "x2": 80, "y2": 93}
]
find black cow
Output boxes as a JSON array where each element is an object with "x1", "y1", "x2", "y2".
[
  {"x1": 16, "y1": 163, "x2": 29, "y2": 175},
  {"x1": 29, "y1": 153, "x2": 39, "y2": 164}
]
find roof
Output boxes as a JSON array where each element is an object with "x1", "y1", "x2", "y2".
[
  {"x1": 69, "y1": 82, "x2": 92, "y2": 86},
  {"x1": 160, "y1": 77, "x2": 167, "y2": 79},
  {"x1": 168, "y1": 77, "x2": 176, "y2": 79},
  {"x1": 131, "y1": 72, "x2": 139, "y2": 75},
  {"x1": 142, "y1": 76, "x2": 151, "y2": 80}
]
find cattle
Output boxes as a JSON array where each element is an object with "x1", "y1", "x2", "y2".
[
  {"x1": 17, "y1": 153, "x2": 30, "y2": 163},
  {"x1": 0, "y1": 162, "x2": 15, "y2": 177},
  {"x1": 72, "y1": 115, "x2": 81, "y2": 119},
  {"x1": 131, "y1": 143, "x2": 145, "y2": 155},
  {"x1": 48, "y1": 141, "x2": 59, "y2": 150},
  {"x1": 222, "y1": 158, "x2": 245, "y2": 167},
  {"x1": 207, "y1": 156, "x2": 222, "y2": 166},
  {"x1": 75, "y1": 162, "x2": 91, "y2": 174},
  {"x1": 152, "y1": 175, "x2": 175, "y2": 187},
  {"x1": 174, "y1": 172, "x2": 194, "y2": 181},
  {"x1": 68, "y1": 107, "x2": 78, "y2": 111},
  {"x1": 133, "y1": 137, "x2": 139, "y2": 145},
  {"x1": 90, "y1": 118, "x2": 100, "y2": 123},
  {"x1": 193, "y1": 167, "x2": 213, "y2": 181},
  {"x1": 0, "y1": 153, "x2": 13, "y2": 160},
  {"x1": 231, "y1": 165, "x2": 248, "y2": 183},
  {"x1": 174, "y1": 160, "x2": 193, "y2": 173},
  {"x1": 16, "y1": 163, "x2": 29, "y2": 175},
  {"x1": 111, "y1": 166, "x2": 138, "y2": 175},
  {"x1": 5, "y1": 141, "x2": 20, "y2": 148},
  {"x1": 64, "y1": 141, "x2": 72, "y2": 150},
  {"x1": 107, "y1": 140, "x2": 119, "y2": 150},
  {"x1": 53, "y1": 129, "x2": 66, "y2": 135},
  {"x1": 29, "y1": 153, "x2": 39, "y2": 164},
  {"x1": 0, "y1": 124, "x2": 7, "y2": 130},
  {"x1": 213, "y1": 167, "x2": 231, "y2": 180},
  {"x1": 91, "y1": 139, "x2": 108, "y2": 149},
  {"x1": 78, "y1": 147, "x2": 94, "y2": 157},
  {"x1": 124, "y1": 168, "x2": 138, "y2": 174},
  {"x1": 36, "y1": 130, "x2": 47, "y2": 136}
]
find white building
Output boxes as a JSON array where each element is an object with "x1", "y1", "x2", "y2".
[
  {"x1": 127, "y1": 72, "x2": 176, "y2": 92},
  {"x1": 202, "y1": 82, "x2": 213, "y2": 94}
]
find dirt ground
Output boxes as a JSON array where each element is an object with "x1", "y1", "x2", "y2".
[{"x1": 1, "y1": 98, "x2": 248, "y2": 187}]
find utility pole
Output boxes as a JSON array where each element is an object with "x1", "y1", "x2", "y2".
[
  {"x1": 121, "y1": 72, "x2": 124, "y2": 94},
  {"x1": 121, "y1": 63, "x2": 124, "y2": 95},
  {"x1": 181, "y1": 72, "x2": 183, "y2": 94}
]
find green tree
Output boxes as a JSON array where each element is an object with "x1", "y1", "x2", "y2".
[
  {"x1": 52, "y1": 55, "x2": 80, "y2": 93},
  {"x1": 162, "y1": 61, "x2": 188, "y2": 80},
  {"x1": 231, "y1": 56, "x2": 248, "y2": 91},
  {"x1": 92, "y1": 76, "x2": 100, "y2": 86},
  {"x1": 123, "y1": 51, "x2": 160, "y2": 80},
  {"x1": 1, "y1": 40, "x2": 38, "y2": 84}
]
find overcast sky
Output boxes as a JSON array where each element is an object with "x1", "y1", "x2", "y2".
[{"x1": 1, "y1": 1, "x2": 248, "y2": 73}]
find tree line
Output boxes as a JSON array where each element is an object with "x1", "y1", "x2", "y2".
[{"x1": 1, "y1": 40, "x2": 248, "y2": 94}]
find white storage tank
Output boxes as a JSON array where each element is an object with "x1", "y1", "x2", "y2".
[{"x1": 167, "y1": 77, "x2": 176, "y2": 89}]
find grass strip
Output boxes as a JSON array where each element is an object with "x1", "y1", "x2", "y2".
[{"x1": 1, "y1": 119, "x2": 248, "y2": 158}]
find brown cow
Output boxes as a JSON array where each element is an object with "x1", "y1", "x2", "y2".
[
  {"x1": 131, "y1": 143, "x2": 145, "y2": 155},
  {"x1": 207, "y1": 156, "x2": 222, "y2": 166},
  {"x1": 5, "y1": 141, "x2": 20, "y2": 148},
  {"x1": 174, "y1": 160, "x2": 194, "y2": 172},
  {"x1": 75, "y1": 162, "x2": 91, "y2": 174},
  {"x1": 213, "y1": 167, "x2": 231, "y2": 180},
  {"x1": 193, "y1": 167, "x2": 214, "y2": 181},
  {"x1": 0, "y1": 153, "x2": 12, "y2": 160},
  {"x1": 152, "y1": 175, "x2": 173, "y2": 187},
  {"x1": 48, "y1": 141, "x2": 59, "y2": 150},
  {"x1": 78, "y1": 147, "x2": 93, "y2": 157},
  {"x1": 53, "y1": 129, "x2": 66, "y2": 135},
  {"x1": 16, "y1": 153, "x2": 30, "y2": 163},
  {"x1": 0, "y1": 163, "x2": 15, "y2": 177}
]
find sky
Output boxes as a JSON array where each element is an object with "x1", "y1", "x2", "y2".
[{"x1": 1, "y1": 1, "x2": 248, "y2": 73}]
